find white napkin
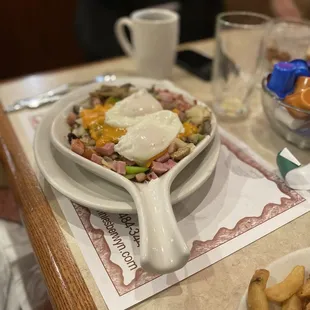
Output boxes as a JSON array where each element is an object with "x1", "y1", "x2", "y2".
[{"x1": 0, "y1": 220, "x2": 48, "y2": 310}]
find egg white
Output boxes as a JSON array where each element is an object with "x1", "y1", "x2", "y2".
[
  {"x1": 105, "y1": 89, "x2": 163, "y2": 128},
  {"x1": 114, "y1": 110, "x2": 183, "y2": 165}
]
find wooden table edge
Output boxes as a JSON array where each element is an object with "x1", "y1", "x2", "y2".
[{"x1": 0, "y1": 103, "x2": 97, "y2": 309}]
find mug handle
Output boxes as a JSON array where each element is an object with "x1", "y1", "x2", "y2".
[{"x1": 114, "y1": 17, "x2": 134, "y2": 57}]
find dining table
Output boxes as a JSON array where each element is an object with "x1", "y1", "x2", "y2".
[{"x1": 0, "y1": 38, "x2": 309, "y2": 310}]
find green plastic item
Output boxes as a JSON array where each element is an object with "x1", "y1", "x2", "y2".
[{"x1": 276, "y1": 151, "x2": 300, "y2": 178}]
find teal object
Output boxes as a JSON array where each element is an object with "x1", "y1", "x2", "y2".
[{"x1": 276, "y1": 151, "x2": 300, "y2": 178}]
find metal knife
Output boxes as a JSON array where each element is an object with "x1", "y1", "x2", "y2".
[{"x1": 5, "y1": 74, "x2": 116, "y2": 113}]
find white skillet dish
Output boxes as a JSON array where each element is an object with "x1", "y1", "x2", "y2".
[
  {"x1": 34, "y1": 123, "x2": 220, "y2": 214},
  {"x1": 34, "y1": 77, "x2": 220, "y2": 213},
  {"x1": 50, "y1": 77, "x2": 217, "y2": 274}
]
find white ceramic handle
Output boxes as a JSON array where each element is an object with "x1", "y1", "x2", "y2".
[
  {"x1": 134, "y1": 180, "x2": 190, "y2": 274},
  {"x1": 114, "y1": 17, "x2": 134, "y2": 57}
]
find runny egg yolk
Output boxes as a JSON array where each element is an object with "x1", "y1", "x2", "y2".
[
  {"x1": 172, "y1": 110, "x2": 198, "y2": 138},
  {"x1": 145, "y1": 149, "x2": 168, "y2": 167},
  {"x1": 80, "y1": 103, "x2": 114, "y2": 128},
  {"x1": 178, "y1": 122, "x2": 198, "y2": 138},
  {"x1": 172, "y1": 108, "x2": 180, "y2": 115},
  {"x1": 80, "y1": 104, "x2": 126, "y2": 147},
  {"x1": 88, "y1": 116, "x2": 126, "y2": 147}
]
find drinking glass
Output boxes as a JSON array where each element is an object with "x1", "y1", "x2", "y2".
[
  {"x1": 263, "y1": 18, "x2": 310, "y2": 72},
  {"x1": 212, "y1": 11, "x2": 271, "y2": 119}
]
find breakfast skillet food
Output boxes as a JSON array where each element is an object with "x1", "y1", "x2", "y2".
[{"x1": 66, "y1": 84, "x2": 212, "y2": 182}]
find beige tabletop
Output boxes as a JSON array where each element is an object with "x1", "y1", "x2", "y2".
[{"x1": 0, "y1": 39, "x2": 310, "y2": 309}]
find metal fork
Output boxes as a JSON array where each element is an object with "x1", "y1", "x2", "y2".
[{"x1": 5, "y1": 74, "x2": 116, "y2": 113}]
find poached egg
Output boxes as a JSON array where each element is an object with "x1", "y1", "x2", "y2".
[
  {"x1": 114, "y1": 110, "x2": 183, "y2": 165},
  {"x1": 105, "y1": 89, "x2": 163, "y2": 128}
]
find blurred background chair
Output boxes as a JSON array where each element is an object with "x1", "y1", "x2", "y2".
[
  {"x1": 0, "y1": 0, "x2": 309, "y2": 80},
  {"x1": 75, "y1": 0, "x2": 223, "y2": 61}
]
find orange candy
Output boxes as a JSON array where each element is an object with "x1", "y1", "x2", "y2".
[
  {"x1": 284, "y1": 88, "x2": 310, "y2": 119},
  {"x1": 301, "y1": 88, "x2": 310, "y2": 110},
  {"x1": 294, "y1": 76, "x2": 310, "y2": 93}
]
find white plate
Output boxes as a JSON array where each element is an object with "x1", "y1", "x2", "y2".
[
  {"x1": 34, "y1": 77, "x2": 220, "y2": 213},
  {"x1": 238, "y1": 248, "x2": 310, "y2": 310}
]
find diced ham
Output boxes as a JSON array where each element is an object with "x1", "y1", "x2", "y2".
[
  {"x1": 147, "y1": 172, "x2": 158, "y2": 181},
  {"x1": 135, "y1": 173, "x2": 146, "y2": 182},
  {"x1": 157, "y1": 90, "x2": 174, "y2": 102},
  {"x1": 91, "y1": 153, "x2": 103, "y2": 165},
  {"x1": 71, "y1": 139, "x2": 85, "y2": 155},
  {"x1": 110, "y1": 161, "x2": 117, "y2": 171},
  {"x1": 160, "y1": 101, "x2": 176, "y2": 110},
  {"x1": 67, "y1": 112, "x2": 77, "y2": 126},
  {"x1": 117, "y1": 161, "x2": 126, "y2": 175},
  {"x1": 151, "y1": 161, "x2": 168, "y2": 175},
  {"x1": 164, "y1": 159, "x2": 176, "y2": 170},
  {"x1": 176, "y1": 99, "x2": 191, "y2": 112},
  {"x1": 112, "y1": 161, "x2": 126, "y2": 175},
  {"x1": 82, "y1": 147, "x2": 97, "y2": 160},
  {"x1": 156, "y1": 90, "x2": 192, "y2": 111},
  {"x1": 155, "y1": 152, "x2": 170, "y2": 163},
  {"x1": 95, "y1": 143, "x2": 115, "y2": 156}
]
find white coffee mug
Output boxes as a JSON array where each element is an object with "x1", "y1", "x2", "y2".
[{"x1": 115, "y1": 8, "x2": 179, "y2": 79}]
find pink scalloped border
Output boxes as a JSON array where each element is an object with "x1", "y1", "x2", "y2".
[
  {"x1": 190, "y1": 135, "x2": 305, "y2": 259},
  {"x1": 74, "y1": 206, "x2": 158, "y2": 296},
  {"x1": 74, "y1": 136, "x2": 305, "y2": 296}
]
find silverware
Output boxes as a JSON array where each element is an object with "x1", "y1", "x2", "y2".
[
  {"x1": 5, "y1": 74, "x2": 116, "y2": 113},
  {"x1": 5, "y1": 96, "x2": 62, "y2": 113}
]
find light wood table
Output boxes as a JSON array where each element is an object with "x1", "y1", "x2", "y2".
[{"x1": 0, "y1": 39, "x2": 309, "y2": 309}]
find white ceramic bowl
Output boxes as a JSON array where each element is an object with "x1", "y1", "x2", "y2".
[{"x1": 238, "y1": 247, "x2": 310, "y2": 310}]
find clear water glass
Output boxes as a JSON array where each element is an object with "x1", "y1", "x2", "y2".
[
  {"x1": 263, "y1": 18, "x2": 310, "y2": 72},
  {"x1": 212, "y1": 11, "x2": 271, "y2": 119}
]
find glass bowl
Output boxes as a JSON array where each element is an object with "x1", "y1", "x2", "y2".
[{"x1": 261, "y1": 77, "x2": 310, "y2": 149}]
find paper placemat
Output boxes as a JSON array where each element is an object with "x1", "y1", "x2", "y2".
[{"x1": 18, "y1": 110, "x2": 309, "y2": 310}]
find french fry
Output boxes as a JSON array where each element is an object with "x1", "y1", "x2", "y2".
[
  {"x1": 282, "y1": 294, "x2": 302, "y2": 310},
  {"x1": 297, "y1": 278, "x2": 310, "y2": 298},
  {"x1": 247, "y1": 269, "x2": 270, "y2": 310},
  {"x1": 265, "y1": 266, "x2": 305, "y2": 303},
  {"x1": 306, "y1": 302, "x2": 310, "y2": 310}
]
